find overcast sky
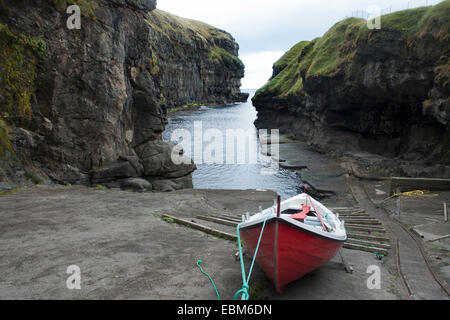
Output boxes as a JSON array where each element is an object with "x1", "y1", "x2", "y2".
[{"x1": 158, "y1": 0, "x2": 442, "y2": 89}]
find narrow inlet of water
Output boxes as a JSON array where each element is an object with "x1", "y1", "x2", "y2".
[{"x1": 163, "y1": 90, "x2": 303, "y2": 199}]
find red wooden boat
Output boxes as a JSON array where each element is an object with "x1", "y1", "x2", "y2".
[{"x1": 239, "y1": 194, "x2": 347, "y2": 293}]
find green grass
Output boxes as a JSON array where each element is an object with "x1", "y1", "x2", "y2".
[
  {"x1": 0, "y1": 119, "x2": 12, "y2": 158},
  {"x1": 273, "y1": 41, "x2": 311, "y2": 73},
  {"x1": 255, "y1": 38, "x2": 319, "y2": 98},
  {"x1": 0, "y1": 24, "x2": 46, "y2": 121},
  {"x1": 306, "y1": 18, "x2": 364, "y2": 76},
  {"x1": 146, "y1": 9, "x2": 231, "y2": 44},
  {"x1": 145, "y1": 45, "x2": 160, "y2": 75},
  {"x1": 255, "y1": 0, "x2": 450, "y2": 100},
  {"x1": 48, "y1": 0, "x2": 98, "y2": 17},
  {"x1": 208, "y1": 46, "x2": 244, "y2": 68},
  {"x1": 158, "y1": 93, "x2": 166, "y2": 107},
  {"x1": 146, "y1": 9, "x2": 243, "y2": 68},
  {"x1": 162, "y1": 216, "x2": 175, "y2": 224},
  {"x1": 167, "y1": 103, "x2": 202, "y2": 115},
  {"x1": 93, "y1": 184, "x2": 107, "y2": 190},
  {"x1": 0, "y1": 185, "x2": 28, "y2": 197},
  {"x1": 381, "y1": 2, "x2": 449, "y2": 39}
]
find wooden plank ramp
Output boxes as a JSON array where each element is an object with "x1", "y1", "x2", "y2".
[
  {"x1": 347, "y1": 238, "x2": 392, "y2": 250},
  {"x1": 345, "y1": 223, "x2": 385, "y2": 230},
  {"x1": 339, "y1": 216, "x2": 376, "y2": 220},
  {"x1": 342, "y1": 219, "x2": 382, "y2": 225},
  {"x1": 338, "y1": 213, "x2": 370, "y2": 217},
  {"x1": 162, "y1": 214, "x2": 237, "y2": 241},
  {"x1": 346, "y1": 225, "x2": 387, "y2": 233},
  {"x1": 218, "y1": 214, "x2": 242, "y2": 223},
  {"x1": 346, "y1": 232, "x2": 390, "y2": 243},
  {"x1": 335, "y1": 206, "x2": 390, "y2": 255},
  {"x1": 343, "y1": 243, "x2": 389, "y2": 256},
  {"x1": 196, "y1": 215, "x2": 238, "y2": 227},
  {"x1": 163, "y1": 206, "x2": 391, "y2": 256},
  {"x1": 329, "y1": 207, "x2": 362, "y2": 211}
]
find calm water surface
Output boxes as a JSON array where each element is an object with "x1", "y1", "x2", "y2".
[{"x1": 163, "y1": 90, "x2": 302, "y2": 199}]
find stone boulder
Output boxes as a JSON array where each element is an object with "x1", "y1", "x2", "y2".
[
  {"x1": 149, "y1": 175, "x2": 194, "y2": 192},
  {"x1": 135, "y1": 140, "x2": 196, "y2": 179},
  {"x1": 238, "y1": 92, "x2": 250, "y2": 102},
  {"x1": 91, "y1": 159, "x2": 141, "y2": 184},
  {"x1": 120, "y1": 178, "x2": 153, "y2": 192}
]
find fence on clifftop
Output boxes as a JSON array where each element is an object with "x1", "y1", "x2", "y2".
[{"x1": 346, "y1": 0, "x2": 444, "y2": 20}]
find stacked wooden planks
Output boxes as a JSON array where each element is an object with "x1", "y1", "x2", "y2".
[
  {"x1": 330, "y1": 207, "x2": 390, "y2": 256},
  {"x1": 162, "y1": 214, "x2": 237, "y2": 241}
]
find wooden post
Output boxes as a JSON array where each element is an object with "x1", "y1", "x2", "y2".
[
  {"x1": 277, "y1": 196, "x2": 281, "y2": 218},
  {"x1": 444, "y1": 202, "x2": 448, "y2": 223}
]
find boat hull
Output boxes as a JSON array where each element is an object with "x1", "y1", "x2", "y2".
[{"x1": 240, "y1": 217, "x2": 345, "y2": 293}]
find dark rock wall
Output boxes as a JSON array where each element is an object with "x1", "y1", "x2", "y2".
[
  {"x1": 0, "y1": 0, "x2": 246, "y2": 190},
  {"x1": 146, "y1": 9, "x2": 247, "y2": 107}
]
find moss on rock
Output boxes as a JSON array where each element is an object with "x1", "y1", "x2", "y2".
[
  {"x1": 208, "y1": 46, "x2": 243, "y2": 68},
  {"x1": 0, "y1": 119, "x2": 13, "y2": 158},
  {"x1": 0, "y1": 24, "x2": 45, "y2": 121},
  {"x1": 0, "y1": 24, "x2": 46, "y2": 158},
  {"x1": 147, "y1": 45, "x2": 160, "y2": 75}
]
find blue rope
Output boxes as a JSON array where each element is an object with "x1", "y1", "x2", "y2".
[
  {"x1": 234, "y1": 216, "x2": 269, "y2": 300},
  {"x1": 196, "y1": 216, "x2": 269, "y2": 300},
  {"x1": 196, "y1": 260, "x2": 220, "y2": 300}
]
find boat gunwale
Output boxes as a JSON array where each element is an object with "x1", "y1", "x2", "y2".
[{"x1": 239, "y1": 216, "x2": 348, "y2": 243}]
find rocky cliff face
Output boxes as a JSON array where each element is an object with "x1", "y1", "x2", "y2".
[
  {"x1": 0, "y1": 0, "x2": 246, "y2": 191},
  {"x1": 253, "y1": 1, "x2": 450, "y2": 177},
  {"x1": 146, "y1": 9, "x2": 248, "y2": 107}
]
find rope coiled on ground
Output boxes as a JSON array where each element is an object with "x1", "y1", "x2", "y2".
[{"x1": 383, "y1": 190, "x2": 439, "y2": 202}]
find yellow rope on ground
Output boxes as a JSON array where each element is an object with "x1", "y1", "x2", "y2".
[{"x1": 383, "y1": 190, "x2": 439, "y2": 202}]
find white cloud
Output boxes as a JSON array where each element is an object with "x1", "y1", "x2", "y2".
[{"x1": 240, "y1": 51, "x2": 285, "y2": 89}]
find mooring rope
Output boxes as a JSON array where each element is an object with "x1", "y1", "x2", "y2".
[
  {"x1": 196, "y1": 260, "x2": 220, "y2": 300},
  {"x1": 234, "y1": 215, "x2": 269, "y2": 300},
  {"x1": 196, "y1": 215, "x2": 269, "y2": 300}
]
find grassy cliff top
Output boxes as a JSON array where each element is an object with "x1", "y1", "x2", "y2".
[
  {"x1": 146, "y1": 9, "x2": 242, "y2": 67},
  {"x1": 256, "y1": 0, "x2": 449, "y2": 99},
  {"x1": 272, "y1": 41, "x2": 311, "y2": 72},
  {"x1": 48, "y1": 0, "x2": 98, "y2": 17},
  {"x1": 146, "y1": 9, "x2": 234, "y2": 45}
]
